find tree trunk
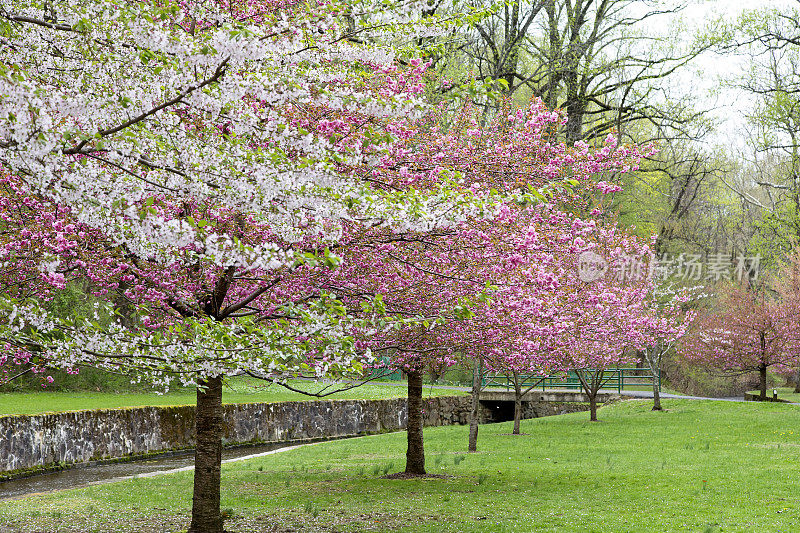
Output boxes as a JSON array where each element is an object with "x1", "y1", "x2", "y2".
[
  {"x1": 467, "y1": 359, "x2": 481, "y2": 453},
  {"x1": 114, "y1": 280, "x2": 133, "y2": 327},
  {"x1": 188, "y1": 376, "x2": 224, "y2": 533},
  {"x1": 651, "y1": 377, "x2": 662, "y2": 411},
  {"x1": 795, "y1": 368, "x2": 800, "y2": 393},
  {"x1": 564, "y1": 88, "x2": 587, "y2": 144},
  {"x1": 589, "y1": 393, "x2": 598, "y2": 422},
  {"x1": 577, "y1": 371, "x2": 598, "y2": 422},
  {"x1": 405, "y1": 369, "x2": 426, "y2": 475},
  {"x1": 648, "y1": 347, "x2": 663, "y2": 411},
  {"x1": 759, "y1": 363, "x2": 768, "y2": 401},
  {"x1": 636, "y1": 349, "x2": 645, "y2": 369},
  {"x1": 512, "y1": 372, "x2": 522, "y2": 435}
]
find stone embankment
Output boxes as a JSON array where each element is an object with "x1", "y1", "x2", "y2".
[{"x1": 0, "y1": 395, "x2": 590, "y2": 478}]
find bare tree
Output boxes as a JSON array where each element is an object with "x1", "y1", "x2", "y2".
[
  {"x1": 458, "y1": 0, "x2": 710, "y2": 143},
  {"x1": 708, "y1": 8, "x2": 800, "y2": 272}
]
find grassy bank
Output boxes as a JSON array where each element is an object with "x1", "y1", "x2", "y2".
[
  {"x1": 0, "y1": 379, "x2": 463, "y2": 416},
  {"x1": 747, "y1": 386, "x2": 800, "y2": 403},
  {"x1": 2, "y1": 399, "x2": 799, "y2": 532}
]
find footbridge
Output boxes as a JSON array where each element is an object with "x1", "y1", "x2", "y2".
[{"x1": 477, "y1": 389, "x2": 623, "y2": 422}]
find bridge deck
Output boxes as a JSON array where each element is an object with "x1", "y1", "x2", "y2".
[{"x1": 479, "y1": 389, "x2": 621, "y2": 403}]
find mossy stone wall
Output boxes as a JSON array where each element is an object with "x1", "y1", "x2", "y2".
[
  {"x1": 0, "y1": 396, "x2": 473, "y2": 474},
  {"x1": 0, "y1": 395, "x2": 589, "y2": 476}
]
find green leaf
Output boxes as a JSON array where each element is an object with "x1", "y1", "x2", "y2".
[{"x1": 73, "y1": 18, "x2": 92, "y2": 33}]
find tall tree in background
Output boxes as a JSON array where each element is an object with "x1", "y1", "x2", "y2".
[
  {"x1": 614, "y1": 143, "x2": 729, "y2": 256},
  {"x1": 457, "y1": 0, "x2": 709, "y2": 143},
  {"x1": 468, "y1": 0, "x2": 547, "y2": 95},
  {"x1": 450, "y1": 0, "x2": 724, "y2": 261},
  {"x1": 716, "y1": 4, "x2": 800, "y2": 269}
]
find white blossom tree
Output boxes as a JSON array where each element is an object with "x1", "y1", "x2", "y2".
[{"x1": 0, "y1": 0, "x2": 499, "y2": 530}]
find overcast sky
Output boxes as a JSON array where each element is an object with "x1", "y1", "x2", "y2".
[{"x1": 668, "y1": 0, "x2": 798, "y2": 151}]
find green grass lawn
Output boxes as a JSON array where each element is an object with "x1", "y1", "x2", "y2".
[
  {"x1": 0, "y1": 379, "x2": 462, "y2": 416},
  {"x1": 2, "y1": 399, "x2": 800, "y2": 532},
  {"x1": 747, "y1": 387, "x2": 800, "y2": 403}
]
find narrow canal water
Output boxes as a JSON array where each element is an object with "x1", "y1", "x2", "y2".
[{"x1": 0, "y1": 442, "x2": 302, "y2": 500}]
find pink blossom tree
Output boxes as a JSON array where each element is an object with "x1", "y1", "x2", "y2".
[
  {"x1": 681, "y1": 282, "x2": 800, "y2": 401},
  {"x1": 636, "y1": 285, "x2": 696, "y2": 411},
  {"x1": 472, "y1": 212, "x2": 645, "y2": 430},
  {"x1": 325, "y1": 100, "x2": 652, "y2": 461},
  {"x1": 533, "y1": 218, "x2": 657, "y2": 421}
]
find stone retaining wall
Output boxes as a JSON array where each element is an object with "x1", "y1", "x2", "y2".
[{"x1": 0, "y1": 395, "x2": 589, "y2": 477}]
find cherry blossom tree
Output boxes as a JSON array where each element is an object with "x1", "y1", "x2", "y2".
[
  {"x1": 329, "y1": 100, "x2": 652, "y2": 463},
  {"x1": 446, "y1": 209, "x2": 659, "y2": 431},
  {"x1": 637, "y1": 285, "x2": 695, "y2": 411},
  {"x1": 681, "y1": 283, "x2": 800, "y2": 401},
  {"x1": 478, "y1": 213, "x2": 637, "y2": 430},
  {"x1": 535, "y1": 219, "x2": 656, "y2": 421},
  {"x1": 0, "y1": 0, "x2": 499, "y2": 530}
]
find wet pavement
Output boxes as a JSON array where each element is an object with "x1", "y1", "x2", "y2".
[{"x1": 0, "y1": 441, "x2": 314, "y2": 500}]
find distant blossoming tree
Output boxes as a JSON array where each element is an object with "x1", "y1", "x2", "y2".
[
  {"x1": 681, "y1": 283, "x2": 800, "y2": 401},
  {"x1": 637, "y1": 284, "x2": 695, "y2": 411}
]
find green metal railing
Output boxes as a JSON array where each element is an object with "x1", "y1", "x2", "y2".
[
  {"x1": 365, "y1": 357, "x2": 402, "y2": 381},
  {"x1": 481, "y1": 368, "x2": 661, "y2": 393}
]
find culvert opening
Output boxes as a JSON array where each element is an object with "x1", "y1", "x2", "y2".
[{"x1": 480, "y1": 400, "x2": 517, "y2": 422}]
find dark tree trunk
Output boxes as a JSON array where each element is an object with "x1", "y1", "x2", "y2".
[
  {"x1": 758, "y1": 333, "x2": 768, "y2": 401},
  {"x1": 577, "y1": 371, "x2": 599, "y2": 422},
  {"x1": 188, "y1": 376, "x2": 224, "y2": 533},
  {"x1": 114, "y1": 280, "x2": 134, "y2": 327},
  {"x1": 795, "y1": 368, "x2": 800, "y2": 393},
  {"x1": 564, "y1": 87, "x2": 587, "y2": 144},
  {"x1": 468, "y1": 359, "x2": 481, "y2": 453},
  {"x1": 405, "y1": 369, "x2": 426, "y2": 475},
  {"x1": 512, "y1": 372, "x2": 522, "y2": 435},
  {"x1": 759, "y1": 362, "x2": 768, "y2": 401}
]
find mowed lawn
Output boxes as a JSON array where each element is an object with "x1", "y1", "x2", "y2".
[
  {"x1": 0, "y1": 379, "x2": 462, "y2": 415},
  {"x1": 749, "y1": 387, "x2": 800, "y2": 404},
  {"x1": 2, "y1": 399, "x2": 799, "y2": 532}
]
